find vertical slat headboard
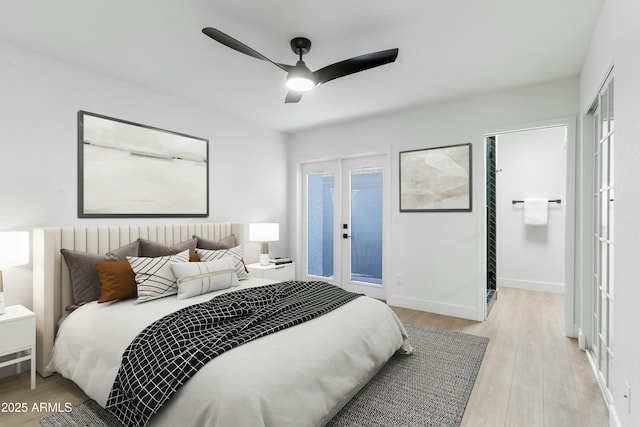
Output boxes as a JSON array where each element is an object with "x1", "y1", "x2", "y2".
[{"x1": 32, "y1": 222, "x2": 243, "y2": 377}]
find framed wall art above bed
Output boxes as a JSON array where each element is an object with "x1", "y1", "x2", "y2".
[
  {"x1": 399, "y1": 143, "x2": 472, "y2": 212},
  {"x1": 78, "y1": 111, "x2": 209, "y2": 218}
]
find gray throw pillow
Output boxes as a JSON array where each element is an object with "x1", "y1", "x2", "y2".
[
  {"x1": 108, "y1": 241, "x2": 139, "y2": 259},
  {"x1": 193, "y1": 234, "x2": 236, "y2": 250},
  {"x1": 137, "y1": 238, "x2": 197, "y2": 257}
]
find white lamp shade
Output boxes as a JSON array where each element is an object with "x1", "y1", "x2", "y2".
[
  {"x1": 249, "y1": 223, "x2": 279, "y2": 242},
  {"x1": 0, "y1": 231, "x2": 30, "y2": 267}
]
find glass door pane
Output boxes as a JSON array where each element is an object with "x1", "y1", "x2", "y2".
[
  {"x1": 350, "y1": 168, "x2": 383, "y2": 285},
  {"x1": 306, "y1": 171, "x2": 334, "y2": 279}
]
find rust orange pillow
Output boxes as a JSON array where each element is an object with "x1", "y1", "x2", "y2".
[
  {"x1": 96, "y1": 260, "x2": 137, "y2": 303},
  {"x1": 189, "y1": 252, "x2": 201, "y2": 262}
]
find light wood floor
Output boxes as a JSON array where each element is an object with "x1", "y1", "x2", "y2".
[
  {"x1": 0, "y1": 288, "x2": 608, "y2": 427},
  {"x1": 393, "y1": 288, "x2": 609, "y2": 427}
]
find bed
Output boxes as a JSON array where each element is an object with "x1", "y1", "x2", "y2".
[{"x1": 33, "y1": 222, "x2": 411, "y2": 427}]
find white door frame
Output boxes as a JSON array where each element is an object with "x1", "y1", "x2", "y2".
[{"x1": 479, "y1": 116, "x2": 577, "y2": 335}]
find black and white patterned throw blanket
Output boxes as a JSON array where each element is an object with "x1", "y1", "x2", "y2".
[{"x1": 106, "y1": 281, "x2": 362, "y2": 427}]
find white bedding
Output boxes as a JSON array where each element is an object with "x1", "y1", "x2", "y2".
[{"x1": 48, "y1": 278, "x2": 412, "y2": 427}]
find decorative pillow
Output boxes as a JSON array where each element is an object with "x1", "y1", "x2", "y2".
[
  {"x1": 171, "y1": 257, "x2": 240, "y2": 300},
  {"x1": 193, "y1": 234, "x2": 236, "y2": 250},
  {"x1": 61, "y1": 250, "x2": 109, "y2": 305},
  {"x1": 189, "y1": 252, "x2": 201, "y2": 262},
  {"x1": 60, "y1": 241, "x2": 139, "y2": 306},
  {"x1": 96, "y1": 260, "x2": 137, "y2": 303},
  {"x1": 196, "y1": 246, "x2": 248, "y2": 280},
  {"x1": 128, "y1": 250, "x2": 190, "y2": 303},
  {"x1": 108, "y1": 241, "x2": 140, "y2": 258},
  {"x1": 137, "y1": 238, "x2": 197, "y2": 257}
]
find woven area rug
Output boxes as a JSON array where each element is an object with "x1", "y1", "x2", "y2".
[
  {"x1": 40, "y1": 399, "x2": 122, "y2": 427},
  {"x1": 41, "y1": 323, "x2": 488, "y2": 427},
  {"x1": 327, "y1": 323, "x2": 488, "y2": 426}
]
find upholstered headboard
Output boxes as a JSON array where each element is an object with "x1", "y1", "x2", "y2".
[{"x1": 32, "y1": 222, "x2": 243, "y2": 377}]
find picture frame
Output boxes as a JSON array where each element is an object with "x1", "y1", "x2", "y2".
[
  {"x1": 78, "y1": 111, "x2": 209, "y2": 218},
  {"x1": 399, "y1": 143, "x2": 472, "y2": 212}
]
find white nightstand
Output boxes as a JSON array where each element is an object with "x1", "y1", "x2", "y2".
[
  {"x1": 0, "y1": 305, "x2": 36, "y2": 389},
  {"x1": 246, "y1": 262, "x2": 296, "y2": 282}
]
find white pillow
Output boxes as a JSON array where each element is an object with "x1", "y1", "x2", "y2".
[
  {"x1": 171, "y1": 257, "x2": 240, "y2": 300},
  {"x1": 127, "y1": 250, "x2": 190, "y2": 303},
  {"x1": 195, "y1": 246, "x2": 248, "y2": 280}
]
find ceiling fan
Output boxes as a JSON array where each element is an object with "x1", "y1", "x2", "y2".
[{"x1": 202, "y1": 27, "x2": 399, "y2": 103}]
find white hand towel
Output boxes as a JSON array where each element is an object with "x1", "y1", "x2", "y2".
[{"x1": 524, "y1": 198, "x2": 548, "y2": 225}]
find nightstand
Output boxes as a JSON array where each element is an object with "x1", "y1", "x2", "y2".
[
  {"x1": 246, "y1": 262, "x2": 296, "y2": 282},
  {"x1": 0, "y1": 305, "x2": 36, "y2": 389}
]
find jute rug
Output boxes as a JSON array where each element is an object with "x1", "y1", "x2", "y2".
[{"x1": 41, "y1": 323, "x2": 488, "y2": 427}]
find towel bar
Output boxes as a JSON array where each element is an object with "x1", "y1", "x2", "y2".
[{"x1": 512, "y1": 199, "x2": 561, "y2": 205}]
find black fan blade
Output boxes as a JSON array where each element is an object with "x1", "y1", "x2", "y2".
[
  {"x1": 313, "y1": 48, "x2": 399, "y2": 85},
  {"x1": 202, "y1": 27, "x2": 291, "y2": 73},
  {"x1": 285, "y1": 91, "x2": 303, "y2": 103}
]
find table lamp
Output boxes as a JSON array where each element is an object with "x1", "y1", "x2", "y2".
[
  {"x1": 0, "y1": 231, "x2": 30, "y2": 315},
  {"x1": 249, "y1": 223, "x2": 279, "y2": 266}
]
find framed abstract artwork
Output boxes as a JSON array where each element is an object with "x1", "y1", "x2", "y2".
[
  {"x1": 78, "y1": 111, "x2": 209, "y2": 218},
  {"x1": 399, "y1": 143, "x2": 472, "y2": 212}
]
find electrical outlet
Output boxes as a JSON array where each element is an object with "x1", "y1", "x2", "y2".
[
  {"x1": 624, "y1": 382, "x2": 631, "y2": 414},
  {"x1": 395, "y1": 273, "x2": 402, "y2": 285}
]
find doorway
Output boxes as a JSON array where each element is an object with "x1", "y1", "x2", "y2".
[
  {"x1": 301, "y1": 155, "x2": 387, "y2": 299},
  {"x1": 486, "y1": 136, "x2": 498, "y2": 314},
  {"x1": 484, "y1": 122, "x2": 574, "y2": 322}
]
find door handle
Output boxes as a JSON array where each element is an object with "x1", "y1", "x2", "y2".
[{"x1": 342, "y1": 224, "x2": 350, "y2": 239}]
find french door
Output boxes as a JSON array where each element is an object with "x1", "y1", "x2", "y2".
[
  {"x1": 302, "y1": 155, "x2": 386, "y2": 299},
  {"x1": 590, "y1": 75, "x2": 614, "y2": 400}
]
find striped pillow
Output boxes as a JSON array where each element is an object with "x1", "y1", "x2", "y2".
[
  {"x1": 171, "y1": 257, "x2": 239, "y2": 300},
  {"x1": 128, "y1": 250, "x2": 190, "y2": 303},
  {"x1": 195, "y1": 246, "x2": 248, "y2": 280}
]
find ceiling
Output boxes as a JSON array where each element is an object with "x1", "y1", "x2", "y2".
[{"x1": 0, "y1": 0, "x2": 603, "y2": 133}]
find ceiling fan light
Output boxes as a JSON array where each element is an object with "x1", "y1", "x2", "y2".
[
  {"x1": 286, "y1": 60, "x2": 316, "y2": 92},
  {"x1": 286, "y1": 76, "x2": 315, "y2": 92}
]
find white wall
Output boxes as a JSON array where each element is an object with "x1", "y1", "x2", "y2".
[
  {"x1": 579, "y1": 0, "x2": 640, "y2": 426},
  {"x1": 0, "y1": 40, "x2": 289, "y2": 310},
  {"x1": 496, "y1": 127, "x2": 567, "y2": 293},
  {"x1": 289, "y1": 77, "x2": 579, "y2": 321}
]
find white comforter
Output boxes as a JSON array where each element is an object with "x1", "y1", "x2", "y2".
[{"x1": 48, "y1": 278, "x2": 412, "y2": 427}]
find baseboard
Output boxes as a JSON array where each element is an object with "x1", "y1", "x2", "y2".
[
  {"x1": 578, "y1": 328, "x2": 586, "y2": 350},
  {"x1": 585, "y1": 347, "x2": 620, "y2": 427},
  {"x1": 387, "y1": 294, "x2": 478, "y2": 320},
  {"x1": 498, "y1": 277, "x2": 564, "y2": 294},
  {"x1": 610, "y1": 408, "x2": 621, "y2": 427}
]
